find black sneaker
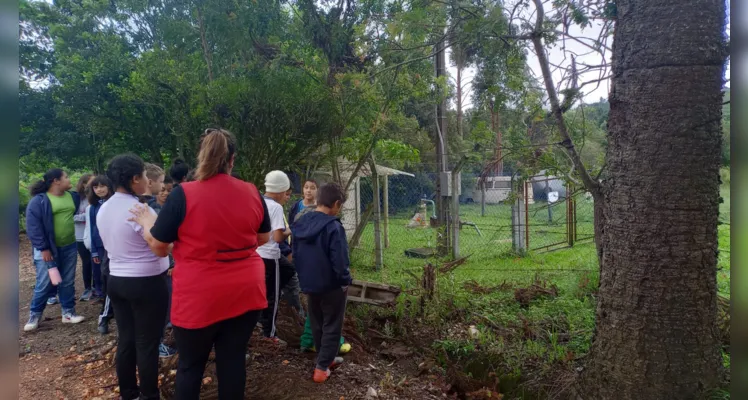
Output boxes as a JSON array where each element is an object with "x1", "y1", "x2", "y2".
[{"x1": 98, "y1": 317, "x2": 110, "y2": 335}]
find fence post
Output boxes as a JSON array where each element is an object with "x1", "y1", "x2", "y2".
[
  {"x1": 383, "y1": 175, "x2": 390, "y2": 249},
  {"x1": 368, "y1": 158, "x2": 383, "y2": 270},
  {"x1": 480, "y1": 179, "x2": 486, "y2": 217},
  {"x1": 525, "y1": 180, "x2": 530, "y2": 250},
  {"x1": 512, "y1": 180, "x2": 528, "y2": 254}
]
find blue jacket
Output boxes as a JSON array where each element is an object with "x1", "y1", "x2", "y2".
[
  {"x1": 25, "y1": 191, "x2": 81, "y2": 268},
  {"x1": 145, "y1": 195, "x2": 161, "y2": 213},
  {"x1": 88, "y1": 200, "x2": 105, "y2": 258},
  {"x1": 281, "y1": 199, "x2": 307, "y2": 257},
  {"x1": 291, "y1": 211, "x2": 352, "y2": 294}
]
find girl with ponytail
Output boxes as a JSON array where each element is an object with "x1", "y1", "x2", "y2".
[
  {"x1": 129, "y1": 128, "x2": 272, "y2": 399},
  {"x1": 96, "y1": 154, "x2": 170, "y2": 400}
]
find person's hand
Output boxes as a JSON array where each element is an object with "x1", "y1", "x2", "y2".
[
  {"x1": 93, "y1": 256, "x2": 100, "y2": 264},
  {"x1": 41, "y1": 250, "x2": 53, "y2": 262},
  {"x1": 342, "y1": 285, "x2": 348, "y2": 293},
  {"x1": 287, "y1": 254, "x2": 293, "y2": 262},
  {"x1": 128, "y1": 203, "x2": 157, "y2": 228},
  {"x1": 167, "y1": 269, "x2": 173, "y2": 276}
]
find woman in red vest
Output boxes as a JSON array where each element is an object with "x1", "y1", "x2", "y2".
[{"x1": 129, "y1": 128, "x2": 270, "y2": 400}]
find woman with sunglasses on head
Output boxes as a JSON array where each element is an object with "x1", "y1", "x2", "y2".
[
  {"x1": 130, "y1": 128, "x2": 271, "y2": 400},
  {"x1": 96, "y1": 154, "x2": 170, "y2": 400}
]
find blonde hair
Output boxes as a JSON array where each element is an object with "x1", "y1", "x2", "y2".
[
  {"x1": 196, "y1": 128, "x2": 236, "y2": 181},
  {"x1": 144, "y1": 163, "x2": 165, "y2": 181}
]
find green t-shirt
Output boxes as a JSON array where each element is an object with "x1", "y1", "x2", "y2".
[{"x1": 46, "y1": 192, "x2": 76, "y2": 247}]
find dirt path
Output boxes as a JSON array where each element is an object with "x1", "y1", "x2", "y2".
[{"x1": 18, "y1": 235, "x2": 450, "y2": 400}]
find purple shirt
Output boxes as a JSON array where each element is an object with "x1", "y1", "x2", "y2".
[{"x1": 97, "y1": 192, "x2": 169, "y2": 277}]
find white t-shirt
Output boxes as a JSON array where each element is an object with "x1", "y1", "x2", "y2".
[{"x1": 256, "y1": 197, "x2": 286, "y2": 260}]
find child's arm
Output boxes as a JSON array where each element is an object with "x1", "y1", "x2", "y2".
[
  {"x1": 88, "y1": 206, "x2": 100, "y2": 260},
  {"x1": 25, "y1": 198, "x2": 49, "y2": 253},
  {"x1": 328, "y1": 223, "x2": 352, "y2": 287},
  {"x1": 83, "y1": 205, "x2": 91, "y2": 250}
]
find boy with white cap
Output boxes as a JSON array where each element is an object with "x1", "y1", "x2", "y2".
[{"x1": 256, "y1": 170, "x2": 296, "y2": 344}]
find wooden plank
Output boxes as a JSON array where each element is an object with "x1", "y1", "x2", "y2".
[{"x1": 347, "y1": 279, "x2": 401, "y2": 306}]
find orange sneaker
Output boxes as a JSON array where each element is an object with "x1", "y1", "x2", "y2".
[
  {"x1": 329, "y1": 356, "x2": 344, "y2": 370},
  {"x1": 313, "y1": 368, "x2": 331, "y2": 383}
]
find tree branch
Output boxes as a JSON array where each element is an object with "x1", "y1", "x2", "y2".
[{"x1": 530, "y1": 0, "x2": 599, "y2": 194}]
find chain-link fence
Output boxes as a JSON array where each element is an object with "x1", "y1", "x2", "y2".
[
  {"x1": 304, "y1": 161, "x2": 596, "y2": 270},
  {"x1": 525, "y1": 178, "x2": 596, "y2": 252}
]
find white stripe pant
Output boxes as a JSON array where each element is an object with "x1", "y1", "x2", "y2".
[{"x1": 259, "y1": 257, "x2": 295, "y2": 338}]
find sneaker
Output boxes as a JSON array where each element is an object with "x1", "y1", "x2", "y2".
[
  {"x1": 98, "y1": 317, "x2": 110, "y2": 335},
  {"x1": 313, "y1": 367, "x2": 331, "y2": 383},
  {"x1": 79, "y1": 289, "x2": 93, "y2": 301},
  {"x1": 159, "y1": 343, "x2": 177, "y2": 358},
  {"x1": 61, "y1": 312, "x2": 85, "y2": 324},
  {"x1": 262, "y1": 336, "x2": 287, "y2": 346},
  {"x1": 329, "y1": 356, "x2": 344, "y2": 370},
  {"x1": 47, "y1": 297, "x2": 59, "y2": 305},
  {"x1": 24, "y1": 314, "x2": 41, "y2": 332}
]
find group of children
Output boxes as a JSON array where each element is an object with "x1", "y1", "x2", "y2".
[
  {"x1": 25, "y1": 158, "x2": 354, "y2": 385},
  {"x1": 25, "y1": 162, "x2": 180, "y2": 356}
]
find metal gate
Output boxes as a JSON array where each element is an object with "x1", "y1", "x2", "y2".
[{"x1": 524, "y1": 179, "x2": 594, "y2": 252}]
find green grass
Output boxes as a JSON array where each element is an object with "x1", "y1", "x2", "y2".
[
  {"x1": 347, "y1": 181, "x2": 731, "y2": 397},
  {"x1": 351, "y1": 195, "x2": 596, "y2": 277}
]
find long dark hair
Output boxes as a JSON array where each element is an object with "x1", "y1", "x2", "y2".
[
  {"x1": 76, "y1": 173, "x2": 93, "y2": 195},
  {"x1": 29, "y1": 168, "x2": 65, "y2": 196},
  {"x1": 196, "y1": 128, "x2": 236, "y2": 181},
  {"x1": 169, "y1": 158, "x2": 190, "y2": 184},
  {"x1": 87, "y1": 175, "x2": 113, "y2": 205},
  {"x1": 106, "y1": 154, "x2": 146, "y2": 200}
]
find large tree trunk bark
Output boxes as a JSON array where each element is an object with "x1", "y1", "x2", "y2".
[{"x1": 582, "y1": 0, "x2": 726, "y2": 398}]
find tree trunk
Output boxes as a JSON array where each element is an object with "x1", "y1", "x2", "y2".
[
  {"x1": 581, "y1": 0, "x2": 726, "y2": 398},
  {"x1": 196, "y1": 7, "x2": 213, "y2": 82},
  {"x1": 456, "y1": 66, "x2": 463, "y2": 139}
]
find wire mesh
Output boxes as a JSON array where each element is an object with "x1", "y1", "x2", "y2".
[{"x1": 285, "y1": 163, "x2": 596, "y2": 272}]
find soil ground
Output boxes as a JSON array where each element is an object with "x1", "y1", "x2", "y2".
[{"x1": 18, "y1": 235, "x2": 451, "y2": 400}]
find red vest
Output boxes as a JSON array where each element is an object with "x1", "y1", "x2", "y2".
[{"x1": 171, "y1": 174, "x2": 267, "y2": 329}]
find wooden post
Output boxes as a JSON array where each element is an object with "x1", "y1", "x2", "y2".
[
  {"x1": 480, "y1": 179, "x2": 486, "y2": 217},
  {"x1": 368, "y1": 158, "x2": 383, "y2": 270},
  {"x1": 383, "y1": 175, "x2": 390, "y2": 248},
  {"x1": 435, "y1": 28, "x2": 450, "y2": 257},
  {"x1": 451, "y1": 157, "x2": 467, "y2": 259}
]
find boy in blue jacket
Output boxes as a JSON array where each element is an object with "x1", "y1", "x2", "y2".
[{"x1": 291, "y1": 182, "x2": 352, "y2": 383}]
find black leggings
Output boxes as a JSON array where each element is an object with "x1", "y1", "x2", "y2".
[
  {"x1": 76, "y1": 241, "x2": 93, "y2": 290},
  {"x1": 108, "y1": 273, "x2": 169, "y2": 400},
  {"x1": 173, "y1": 310, "x2": 261, "y2": 400}
]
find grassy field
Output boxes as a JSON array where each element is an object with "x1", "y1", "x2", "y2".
[{"x1": 347, "y1": 181, "x2": 731, "y2": 398}]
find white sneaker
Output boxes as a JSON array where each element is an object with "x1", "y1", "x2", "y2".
[
  {"x1": 61, "y1": 312, "x2": 85, "y2": 324},
  {"x1": 24, "y1": 314, "x2": 41, "y2": 332}
]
